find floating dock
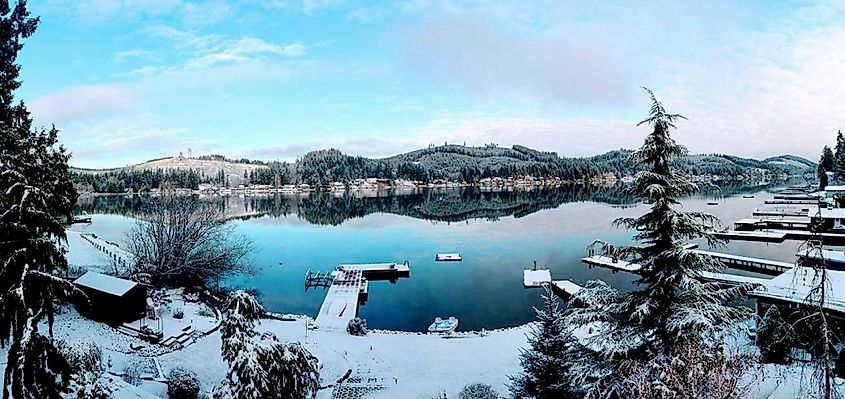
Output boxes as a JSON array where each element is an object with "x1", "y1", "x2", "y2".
[
  {"x1": 581, "y1": 256, "x2": 771, "y2": 286},
  {"x1": 713, "y1": 230, "x2": 787, "y2": 243},
  {"x1": 773, "y1": 194, "x2": 819, "y2": 200},
  {"x1": 523, "y1": 269, "x2": 552, "y2": 287},
  {"x1": 752, "y1": 208, "x2": 810, "y2": 217},
  {"x1": 435, "y1": 253, "x2": 462, "y2": 262},
  {"x1": 313, "y1": 262, "x2": 410, "y2": 330},
  {"x1": 551, "y1": 280, "x2": 583, "y2": 302},
  {"x1": 582, "y1": 248, "x2": 793, "y2": 278},
  {"x1": 734, "y1": 217, "x2": 811, "y2": 230},
  {"x1": 764, "y1": 199, "x2": 819, "y2": 205}
]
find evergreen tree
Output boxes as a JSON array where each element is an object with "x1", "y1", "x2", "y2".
[
  {"x1": 214, "y1": 291, "x2": 321, "y2": 399},
  {"x1": 834, "y1": 131, "x2": 845, "y2": 179},
  {"x1": 562, "y1": 88, "x2": 753, "y2": 397},
  {"x1": 822, "y1": 146, "x2": 835, "y2": 171},
  {"x1": 756, "y1": 305, "x2": 795, "y2": 364},
  {"x1": 509, "y1": 286, "x2": 575, "y2": 399},
  {"x1": 0, "y1": 1, "x2": 78, "y2": 398},
  {"x1": 819, "y1": 159, "x2": 829, "y2": 190}
]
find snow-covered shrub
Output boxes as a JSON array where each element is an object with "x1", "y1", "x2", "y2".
[
  {"x1": 459, "y1": 382, "x2": 499, "y2": 399},
  {"x1": 173, "y1": 308, "x2": 185, "y2": 319},
  {"x1": 122, "y1": 359, "x2": 146, "y2": 386},
  {"x1": 757, "y1": 305, "x2": 795, "y2": 364},
  {"x1": 197, "y1": 303, "x2": 215, "y2": 317},
  {"x1": 57, "y1": 340, "x2": 102, "y2": 374},
  {"x1": 347, "y1": 317, "x2": 368, "y2": 336},
  {"x1": 168, "y1": 367, "x2": 200, "y2": 399}
]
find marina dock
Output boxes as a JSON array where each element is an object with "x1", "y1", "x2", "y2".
[
  {"x1": 752, "y1": 208, "x2": 810, "y2": 217},
  {"x1": 523, "y1": 269, "x2": 552, "y2": 287},
  {"x1": 582, "y1": 248, "x2": 792, "y2": 279},
  {"x1": 551, "y1": 280, "x2": 583, "y2": 301},
  {"x1": 313, "y1": 262, "x2": 410, "y2": 330},
  {"x1": 713, "y1": 230, "x2": 787, "y2": 243},
  {"x1": 734, "y1": 217, "x2": 811, "y2": 230},
  {"x1": 764, "y1": 199, "x2": 819, "y2": 205}
]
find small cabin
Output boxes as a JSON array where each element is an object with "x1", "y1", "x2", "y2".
[{"x1": 74, "y1": 272, "x2": 146, "y2": 325}]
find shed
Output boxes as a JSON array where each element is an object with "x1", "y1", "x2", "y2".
[{"x1": 74, "y1": 272, "x2": 147, "y2": 325}]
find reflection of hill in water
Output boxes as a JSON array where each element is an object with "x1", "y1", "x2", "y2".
[{"x1": 75, "y1": 179, "x2": 803, "y2": 225}]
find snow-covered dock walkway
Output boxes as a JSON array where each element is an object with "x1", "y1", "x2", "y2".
[
  {"x1": 581, "y1": 255, "x2": 773, "y2": 285},
  {"x1": 314, "y1": 263, "x2": 409, "y2": 330}
]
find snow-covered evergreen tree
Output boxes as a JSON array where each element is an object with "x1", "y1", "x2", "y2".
[
  {"x1": 0, "y1": 1, "x2": 79, "y2": 398},
  {"x1": 459, "y1": 382, "x2": 499, "y2": 399},
  {"x1": 562, "y1": 88, "x2": 754, "y2": 398},
  {"x1": 509, "y1": 286, "x2": 575, "y2": 399},
  {"x1": 756, "y1": 305, "x2": 794, "y2": 364},
  {"x1": 213, "y1": 291, "x2": 321, "y2": 399}
]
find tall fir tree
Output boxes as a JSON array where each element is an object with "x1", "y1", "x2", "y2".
[
  {"x1": 822, "y1": 145, "x2": 835, "y2": 172},
  {"x1": 834, "y1": 131, "x2": 845, "y2": 179},
  {"x1": 0, "y1": 1, "x2": 78, "y2": 397},
  {"x1": 562, "y1": 88, "x2": 753, "y2": 398},
  {"x1": 509, "y1": 286, "x2": 576, "y2": 399}
]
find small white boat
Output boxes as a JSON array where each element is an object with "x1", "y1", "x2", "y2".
[
  {"x1": 428, "y1": 317, "x2": 459, "y2": 333},
  {"x1": 435, "y1": 253, "x2": 462, "y2": 262}
]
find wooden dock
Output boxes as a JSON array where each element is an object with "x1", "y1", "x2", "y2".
[
  {"x1": 582, "y1": 248, "x2": 793, "y2": 278},
  {"x1": 773, "y1": 194, "x2": 819, "y2": 200},
  {"x1": 551, "y1": 280, "x2": 583, "y2": 301},
  {"x1": 713, "y1": 230, "x2": 787, "y2": 243},
  {"x1": 313, "y1": 262, "x2": 410, "y2": 330},
  {"x1": 752, "y1": 208, "x2": 810, "y2": 217},
  {"x1": 688, "y1": 249, "x2": 793, "y2": 275},
  {"x1": 523, "y1": 269, "x2": 552, "y2": 287},
  {"x1": 764, "y1": 199, "x2": 819, "y2": 205},
  {"x1": 734, "y1": 217, "x2": 811, "y2": 230}
]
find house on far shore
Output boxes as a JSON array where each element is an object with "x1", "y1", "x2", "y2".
[{"x1": 74, "y1": 271, "x2": 147, "y2": 325}]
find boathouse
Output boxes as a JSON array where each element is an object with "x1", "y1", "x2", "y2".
[{"x1": 74, "y1": 272, "x2": 146, "y2": 325}]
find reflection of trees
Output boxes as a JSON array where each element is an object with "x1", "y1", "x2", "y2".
[{"x1": 74, "y1": 178, "x2": 804, "y2": 225}]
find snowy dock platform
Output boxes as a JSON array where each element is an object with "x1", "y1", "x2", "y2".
[
  {"x1": 551, "y1": 280, "x2": 583, "y2": 300},
  {"x1": 713, "y1": 230, "x2": 787, "y2": 243},
  {"x1": 699, "y1": 271, "x2": 771, "y2": 285},
  {"x1": 523, "y1": 269, "x2": 552, "y2": 287},
  {"x1": 688, "y1": 249, "x2": 793, "y2": 275},
  {"x1": 752, "y1": 208, "x2": 810, "y2": 217},
  {"x1": 314, "y1": 262, "x2": 410, "y2": 330},
  {"x1": 582, "y1": 249, "x2": 792, "y2": 278},
  {"x1": 764, "y1": 199, "x2": 819, "y2": 205},
  {"x1": 435, "y1": 253, "x2": 462, "y2": 262},
  {"x1": 751, "y1": 267, "x2": 845, "y2": 315},
  {"x1": 773, "y1": 194, "x2": 819, "y2": 200},
  {"x1": 734, "y1": 217, "x2": 811, "y2": 230}
]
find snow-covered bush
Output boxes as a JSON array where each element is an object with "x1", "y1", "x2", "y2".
[
  {"x1": 347, "y1": 317, "x2": 368, "y2": 336},
  {"x1": 173, "y1": 308, "x2": 185, "y2": 319},
  {"x1": 459, "y1": 382, "x2": 499, "y2": 399},
  {"x1": 168, "y1": 367, "x2": 200, "y2": 399},
  {"x1": 122, "y1": 359, "x2": 146, "y2": 386},
  {"x1": 757, "y1": 305, "x2": 795, "y2": 364},
  {"x1": 57, "y1": 340, "x2": 102, "y2": 374},
  {"x1": 197, "y1": 303, "x2": 215, "y2": 317}
]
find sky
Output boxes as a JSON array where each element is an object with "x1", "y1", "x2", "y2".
[{"x1": 15, "y1": 0, "x2": 845, "y2": 168}]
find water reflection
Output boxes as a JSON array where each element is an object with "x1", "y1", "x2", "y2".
[{"x1": 75, "y1": 179, "x2": 795, "y2": 225}]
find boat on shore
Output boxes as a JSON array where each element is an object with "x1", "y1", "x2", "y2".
[{"x1": 428, "y1": 317, "x2": 459, "y2": 333}]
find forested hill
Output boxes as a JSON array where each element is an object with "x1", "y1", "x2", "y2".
[{"x1": 70, "y1": 145, "x2": 814, "y2": 192}]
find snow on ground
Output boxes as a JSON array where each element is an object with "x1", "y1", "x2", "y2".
[{"x1": 63, "y1": 230, "x2": 115, "y2": 274}]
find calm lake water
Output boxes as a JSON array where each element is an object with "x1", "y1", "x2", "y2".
[{"x1": 71, "y1": 181, "x2": 807, "y2": 332}]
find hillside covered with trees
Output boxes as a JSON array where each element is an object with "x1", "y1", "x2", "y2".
[{"x1": 71, "y1": 144, "x2": 814, "y2": 193}]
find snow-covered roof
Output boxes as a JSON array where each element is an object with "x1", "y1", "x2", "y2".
[
  {"x1": 74, "y1": 271, "x2": 138, "y2": 297},
  {"x1": 815, "y1": 208, "x2": 845, "y2": 219},
  {"x1": 751, "y1": 267, "x2": 845, "y2": 313}
]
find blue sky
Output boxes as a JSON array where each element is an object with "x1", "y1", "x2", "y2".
[{"x1": 16, "y1": 0, "x2": 845, "y2": 168}]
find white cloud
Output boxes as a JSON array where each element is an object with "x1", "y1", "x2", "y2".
[
  {"x1": 183, "y1": 38, "x2": 307, "y2": 69},
  {"x1": 29, "y1": 84, "x2": 138, "y2": 123}
]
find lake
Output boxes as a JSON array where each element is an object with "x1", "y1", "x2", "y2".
[{"x1": 71, "y1": 181, "x2": 806, "y2": 332}]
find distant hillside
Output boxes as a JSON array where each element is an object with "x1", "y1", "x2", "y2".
[{"x1": 70, "y1": 145, "x2": 814, "y2": 193}]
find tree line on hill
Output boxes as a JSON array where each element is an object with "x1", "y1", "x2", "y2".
[
  {"x1": 816, "y1": 130, "x2": 845, "y2": 189},
  {"x1": 71, "y1": 144, "x2": 813, "y2": 193}
]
